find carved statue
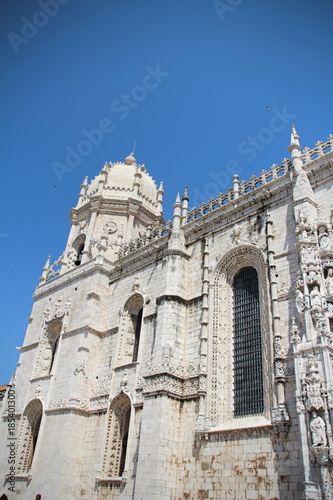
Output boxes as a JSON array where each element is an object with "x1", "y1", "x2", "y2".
[
  {"x1": 296, "y1": 289, "x2": 305, "y2": 313},
  {"x1": 310, "y1": 286, "x2": 321, "y2": 309},
  {"x1": 326, "y1": 268, "x2": 333, "y2": 295},
  {"x1": 310, "y1": 412, "x2": 327, "y2": 447},
  {"x1": 318, "y1": 226, "x2": 330, "y2": 249}
]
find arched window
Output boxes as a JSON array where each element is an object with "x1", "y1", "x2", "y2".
[
  {"x1": 75, "y1": 243, "x2": 84, "y2": 266},
  {"x1": 102, "y1": 394, "x2": 131, "y2": 478},
  {"x1": 118, "y1": 295, "x2": 144, "y2": 364},
  {"x1": 17, "y1": 399, "x2": 43, "y2": 473},
  {"x1": 210, "y1": 246, "x2": 271, "y2": 427},
  {"x1": 233, "y1": 267, "x2": 264, "y2": 417}
]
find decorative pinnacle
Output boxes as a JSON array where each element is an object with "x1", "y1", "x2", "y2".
[
  {"x1": 82, "y1": 176, "x2": 88, "y2": 186},
  {"x1": 288, "y1": 125, "x2": 301, "y2": 153},
  {"x1": 172, "y1": 193, "x2": 182, "y2": 219},
  {"x1": 182, "y1": 186, "x2": 189, "y2": 202},
  {"x1": 44, "y1": 255, "x2": 51, "y2": 269},
  {"x1": 125, "y1": 152, "x2": 136, "y2": 165},
  {"x1": 174, "y1": 192, "x2": 181, "y2": 205}
]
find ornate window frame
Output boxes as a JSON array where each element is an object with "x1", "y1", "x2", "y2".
[
  {"x1": 33, "y1": 318, "x2": 62, "y2": 378},
  {"x1": 209, "y1": 244, "x2": 273, "y2": 429},
  {"x1": 116, "y1": 293, "x2": 144, "y2": 367},
  {"x1": 99, "y1": 392, "x2": 132, "y2": 481},
  {"x1": 16, "y1": 399, "x2": 43, "y2": 474}
]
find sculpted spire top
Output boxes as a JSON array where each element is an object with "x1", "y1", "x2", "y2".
[
  {"x1": 288, "y1": 125, "x2": 301, "y2": 153},
  {"x1": 125, "y1": 152, "x2": 136, "y2": 165}
]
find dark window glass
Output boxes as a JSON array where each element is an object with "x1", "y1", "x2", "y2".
[
  {"x1": 132, "y1": 308, "x2": 143, "y2": 362},
  {"x1": 26, "y1": 412, "x2": 42, "y2": 471},
  {"x1": 233, "y1": 267, "x2": 264, "y2": 417},
  {"x1": 119, "y1": 408, "x2": 131, "y2": 476},
  {"x1": 49, "y1": 336, "x2": 59, "y2": 374}
]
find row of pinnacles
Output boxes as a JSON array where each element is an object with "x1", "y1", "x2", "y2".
[{"x1": 40, "y1": 131, "x2": 333, "y2": 281}]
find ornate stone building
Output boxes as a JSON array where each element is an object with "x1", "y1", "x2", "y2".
[{"x1": 1, "y1": 128, "x2": 333, "y2": 499}]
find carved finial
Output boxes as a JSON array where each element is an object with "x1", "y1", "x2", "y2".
[
  {"x1": 125, "y1": 152, "x2": 136, "y2": 165},
  {"x1": 173, "y1": 193, "x2": 182, "y2": 217},
  {"x1": 288, "y1": 125, "x2": 301, "y2": 153},
  {"x1": 158, "y1": 181, "x2": 164, "y2": 192},
  {"x1": 266, "y1": 209, "x2": 272, "y2": 223},
  {"x1": 82, "y1": 176, "x2": 88, "y2": 186},
  {"x1": 182, "y1": 186, "x2": 189, "y2": 202},
  {"x1": 44, "y1": 255, "x2": 51, "y2": 269}
]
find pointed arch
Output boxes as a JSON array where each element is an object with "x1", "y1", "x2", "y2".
[
  {"x1": 16, "y1": 399, "x2": 43, "y2": 473},
  {"x1": 101, "y1": 393, "x2": 131, "y2": 478}
]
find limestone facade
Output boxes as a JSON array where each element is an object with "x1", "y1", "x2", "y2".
[{"x1": 1, "y1": 130, "x2": 333, "y2": 499}]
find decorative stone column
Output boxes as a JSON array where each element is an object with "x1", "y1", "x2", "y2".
[
  {"x1": 196, "y1": 238, "x2": 210, "y2": 434},
  {"x1": 181, "y1": 186, "x2": 189, "y2": 225},
  {"x1": 266, "y1": 210, "x2": 290, "y2": 436}
]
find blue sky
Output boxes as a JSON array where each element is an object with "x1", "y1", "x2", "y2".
[{"x1": 0, "y1": 0, "x2": 332, "y2": 384}]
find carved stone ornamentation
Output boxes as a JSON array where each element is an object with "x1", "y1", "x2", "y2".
[
  {"x1": 326, "y1": 268, "x2": 333, "y2": 295},
  {"x1": 302, "y1": 356, "x2": 324, "y2": 412},
  {"x1": 310, "y1": 411, "x2": 327, "y2": 447},
  {"x1": 74, "y1": 360, "x2": 86, "y2": 376},
  {"x1": 91, "y1": 379, "x2": 111, "y2": 398},
  {"x1": 290, "y1": 317, "x2": 302, "y2": 344},
  {"x1": 103, "y1": 221, "x2": 118, "y2": 235}
]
